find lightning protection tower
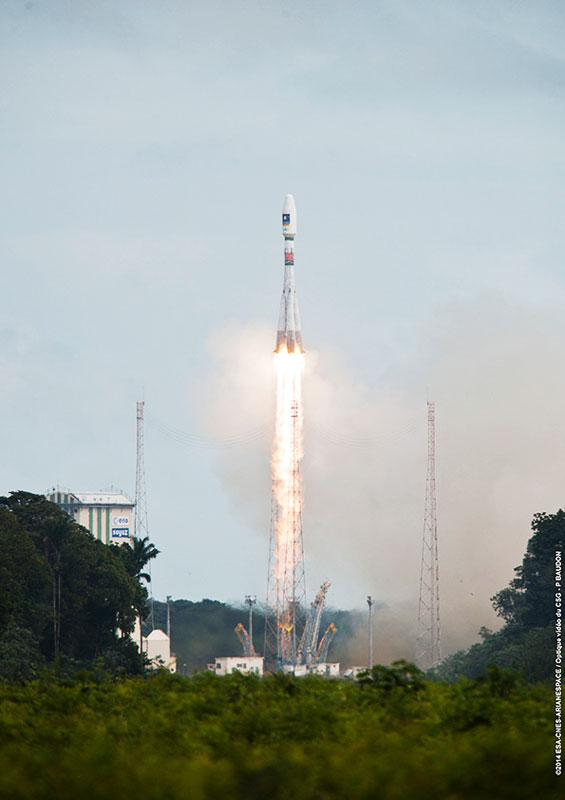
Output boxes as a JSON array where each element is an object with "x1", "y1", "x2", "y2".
[
  {"x1": 135, "y1": 400, "x2": 154, "y2": 629},
  {"x1": 417, "y1": 401, "x2": 441, "y2": 670}
]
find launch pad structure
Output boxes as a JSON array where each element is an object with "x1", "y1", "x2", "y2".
[
  {"x1": 213, "y1": 194, "x2": 337, "y2": 676},
  {"x1": 233, "y1": 195, "x2": 337, "y2": 673},
  {"x1": 263, "y1": 194, "x2": 336, "y2": 671}
]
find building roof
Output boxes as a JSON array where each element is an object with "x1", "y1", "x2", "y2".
[
  {"x1": 147, "y1": 629, "x2": 169, "y2": 641},
  {"x1": 74, "y1": 492, "x2": 134, "y2": 506},
  {"x1": 215, "y1": 655, "x2": 264, "y2": 662}
]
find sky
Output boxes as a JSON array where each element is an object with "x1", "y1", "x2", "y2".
[{"x1": 1, "y1": 0, "x2": 565, "y2": 656}]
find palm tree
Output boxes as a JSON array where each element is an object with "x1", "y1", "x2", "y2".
[
  {"x1": 114, "y1": 537, "x2": 160, "y2": 653},
  {"x1": 129, "y1": 536, "x2": 160, "y2": 582}
]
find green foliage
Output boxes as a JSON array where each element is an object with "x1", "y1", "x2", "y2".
[
  {"x1": 0, "y1": 491, "x2": 147, "y2": 677},
  {"x1": 111, "y1": 535, "x2": 160, "y2": 588},
  {"x1": 492, "y1": 509, "x2": 565, "y2": 631},
  {"x1": 0, "y1": 673, "x2": 556, "y2": 799},
  {"x1": 0, "y1": 622, "x2": 45, "y2": 682},
  {"x1": 356, "y1": 659, "x2": 425, "y2": 692},
  {"x1": 438, "y1": 508, "x2": 564, "y2": 683},
  {"x1": 0, "y1": 507, "x2": 51, "y2": 639}
]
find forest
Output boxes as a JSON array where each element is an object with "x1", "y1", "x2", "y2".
[
  {"x1": 0, "y1": 491, "x2": 149, "y2": 678},
  {"x1": 436, "y1": 509, "x2": 563, "y2": 683},
  {"x1": 0, "y1": 490, "x2": 561, "y2": 682}
]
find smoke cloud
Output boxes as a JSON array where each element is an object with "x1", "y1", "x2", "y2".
[{"x1": 199, "y1": 294, "x2": 565, "y2": 658}]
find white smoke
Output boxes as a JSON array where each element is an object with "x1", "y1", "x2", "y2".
[{"x1": 199, "y1": 294, "x2": 565, "y2": 657}]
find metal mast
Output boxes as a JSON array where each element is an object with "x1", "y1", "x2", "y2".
[
  {"x1": 166, "y1": 595, "x2": 172, "y2": 638},
  {"x1": 417, "y1": 401, "x2": 441, "y2": 670},
  {"x1": 135, "y1": 400, "x2": 154, "y2": 629},
  {"x1": 245, "y1": 595, "x2": 257, "y2": 656},
  {"x1": 367, "y1": 596, "x2": 375, "y2": 668}
]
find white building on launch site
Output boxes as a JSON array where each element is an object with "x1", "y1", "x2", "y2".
[
  {"x1": 208, "y1": 656, "x2": 264, "y2": 676},
  {"x1": 309, "y1": 662, "x2": 340, "y2": 677},
  {"x1": 45, "y1": 488, "x2": 134, "y2": 545},
  {"x1": 131, "y1": 621, "x2": 177, "y2": 673},
  {"x1": 144, "y1": 629, "x2": 177, "y2": 673},
  {"x1": 282, "y1": 663, "x2": 340, "y2": 678}
]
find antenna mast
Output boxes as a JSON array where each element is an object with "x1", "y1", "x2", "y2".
[
  {"x1": 417, "y1": 401, "x2": 441, "y2": 670},
  {"x1": 135, "y1": 400, "x2": 154, "y2": 629},
  {"x1": 367, "y1": 596, "x2": 375, "y2": 668}
]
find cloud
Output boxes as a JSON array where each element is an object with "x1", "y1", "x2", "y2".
[{"x1": 199, "y1": 292, "x2": 565, "y2": 656}]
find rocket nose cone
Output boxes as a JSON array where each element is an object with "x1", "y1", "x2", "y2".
[{"x1": 282, "y1": 194, "x2": 296, "y2": 214}]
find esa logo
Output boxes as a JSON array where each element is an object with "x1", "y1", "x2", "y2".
[{"x1": 113, "y1": 516, "x2": 129, "y2": 526}]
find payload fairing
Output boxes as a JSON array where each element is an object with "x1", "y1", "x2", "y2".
[{"x1": 276, "y1": 194, "x2": 303, "y2": 353}]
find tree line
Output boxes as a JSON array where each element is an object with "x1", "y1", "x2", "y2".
[
  {"x1": 0, "y1": 491, "x2": 158, "y2": 679},
  {"x1": 437, "y1": 509, "x2": 563, "y2": 682},
  {"x1": 0, "y1": 488, "x2": 562, "y2": 683}
]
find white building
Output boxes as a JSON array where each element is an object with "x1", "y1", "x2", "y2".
[
  {"x1": 310, "y1": 662, "x2": 340, "y2": 677},
  {"x1": 282, "y1": 663, "x2": 340, "y2": 678},
  {"x1": 46, "y1": 489, "x2": 135, "y2": 545},
  {"x1": 143, "y1": 629, "x2": 177, "y2": 673},
  {"x1": 282, "y1": 664, "x2": 309, "y2": 677},
  {"x1": 209, "y1": 656, "x2": 264, "y2": 676}
]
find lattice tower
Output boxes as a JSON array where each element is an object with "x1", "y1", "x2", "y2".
[
  {"x1": 135, "y1": 401, "x2": 153, "y2": 629},
  {"x1": 416, "y1": 401, "x2": 441, "y2": 670}
]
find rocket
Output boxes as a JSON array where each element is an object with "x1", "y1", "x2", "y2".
[{"x1": 276, "y1": 194, "x2": 303, "y2": 353}]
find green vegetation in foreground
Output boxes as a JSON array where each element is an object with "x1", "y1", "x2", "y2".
[
  {"x1": 437, "y1": 509, "x2": 564, "y2": 682},
  {"x1": 0, "y1": 666, "x2": 556, "y2": 800}
]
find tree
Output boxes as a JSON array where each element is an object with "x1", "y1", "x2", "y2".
[
  {"x1": 43, "y1": 515, "x2": 75, "y2": 658},
  {"x1": 112, "y1": 536, "x2": 160, "y2": 584},
  {"x1": 57, "y1": 534, "x2": 143, "y2": 660},
  {"x1": 356, "y1": 660, "x2": 425, "y2": 692},
  {"x1": 491, "y1": 509, "x2": 565, "y2": 630},
  {"x1": 110, "y1": 536, "x2": 160, "y2": 651},
  {"x1": 0, "y1": 491, "x2": 71, "y2": 657},
  {"x1": 437, "y1": 508, "x2": 564, "y2": 682},
  {"x1": 0, "y1": 507, "x2": 51, "y2": 643},
  {"x1": 0, "y1": 622, "x2": 45, "y2": 682},
  {"x1": 0, "y1": 491, "x2": 149, "y2": 675}
]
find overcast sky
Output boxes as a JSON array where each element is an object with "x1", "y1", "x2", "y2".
[{"x1": 2, "y1": 0, "x2": 565, "y2": 654}]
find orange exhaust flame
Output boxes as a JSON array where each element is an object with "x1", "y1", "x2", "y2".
[{"x1": 271, "y1": 346, "x2": 304, "y2": 658}]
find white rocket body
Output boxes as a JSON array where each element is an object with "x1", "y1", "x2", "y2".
[{"x1": 276, "y1": 194, "x2": 303, "y2": 353}]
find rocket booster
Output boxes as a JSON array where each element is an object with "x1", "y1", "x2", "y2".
[{"x1": 276, "y1": 194, "x2": 303, "y2": 353}]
